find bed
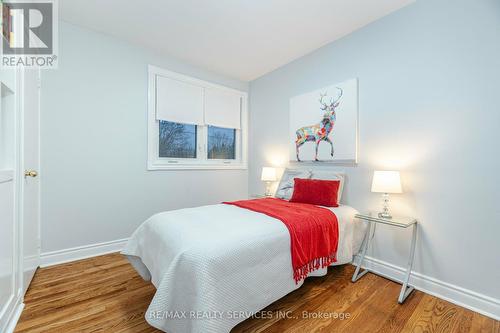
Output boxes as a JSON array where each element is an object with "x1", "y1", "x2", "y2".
[{"x1": 122, "y1": 198, "x2": 367, "y2": 333}]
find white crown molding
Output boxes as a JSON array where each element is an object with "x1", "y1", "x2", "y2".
[
  {"x1": 354, "y1": 255, "x2": 500, "y2": 321},
  {"x1": 40, "y1": 238, "x2": 129, "y2": 268}
]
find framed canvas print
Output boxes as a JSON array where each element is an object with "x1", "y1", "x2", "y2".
[{"x1": 289, "y1": 78, "x2": 358, "y2": 164}]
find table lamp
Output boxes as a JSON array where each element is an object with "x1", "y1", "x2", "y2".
[
  {"x1": 261, "y1": 167, "x2": 277, "y2": 197},
  {"x1": 371, "y1": 170, "x2": 402, "y2": 219}
]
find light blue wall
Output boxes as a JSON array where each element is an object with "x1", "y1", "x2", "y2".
[
  {"x1": 249, "y1": 0, "x2": 500, "y2": 302},
  {"x1": 41, "y1": 22, "x2": 249, "y2": 252}
]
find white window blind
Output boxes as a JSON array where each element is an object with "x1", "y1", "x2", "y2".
[
  {"x1": 155, "y1": 75, "x2": 204, "y2": 125},
  {"x1": 204, "y1": 88, "x2": 241, "y2": 129}
]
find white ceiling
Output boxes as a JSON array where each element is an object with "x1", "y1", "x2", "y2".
[{"x1": 60, "y1": 0, "x2": 414, "y2": 81}]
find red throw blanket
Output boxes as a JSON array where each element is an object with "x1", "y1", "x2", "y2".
[{"x1": 224, "y1": 198, "x2": 339, "y2": 283}]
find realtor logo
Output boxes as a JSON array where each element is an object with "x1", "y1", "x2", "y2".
[{"x1": 1, "y1": 0, "x2": 58, "y2": 68}]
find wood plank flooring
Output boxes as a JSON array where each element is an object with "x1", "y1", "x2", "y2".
[{"x1": 15, "y1": 253, "x2": 499, "y2": 333}]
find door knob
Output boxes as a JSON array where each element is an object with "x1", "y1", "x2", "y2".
[{"x1": 25, "y1": 170, "x2": 38, "y2": 177}]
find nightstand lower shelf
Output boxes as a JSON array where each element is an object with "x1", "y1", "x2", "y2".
[{"x1": 351, "y1": 217, "x2": 418, "y2": 304}]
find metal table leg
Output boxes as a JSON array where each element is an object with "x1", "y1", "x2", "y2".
[
  {"x1": 352, "y1": 221, "x2": 372, "y2": 282},
  {"x1": 398, "y1": 223, "x2": 417, "y2": 303}
]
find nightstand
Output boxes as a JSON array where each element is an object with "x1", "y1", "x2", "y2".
[{"x1": 352, "y1": 213, "x2": 418, "y2": 304}]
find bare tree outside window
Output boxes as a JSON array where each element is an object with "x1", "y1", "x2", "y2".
[
  {"x1": 159, "y1": 121, "x2": 197, "y2": 158},
  {"x1": 207, "y1": 126, "x2": 236, "y2": 159}
]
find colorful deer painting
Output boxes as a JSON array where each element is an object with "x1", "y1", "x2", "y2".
[{"x1": 295, "y1": 88, "x2": 343, "y2": 162}]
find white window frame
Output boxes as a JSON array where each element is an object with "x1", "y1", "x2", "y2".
[{"x1": 147, "y1": 65, "x2": 248, "y2": 170}]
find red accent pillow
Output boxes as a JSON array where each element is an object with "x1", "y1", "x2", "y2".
[{"x1": 290, "y1": 178, "x2": 340, "y2": 207}]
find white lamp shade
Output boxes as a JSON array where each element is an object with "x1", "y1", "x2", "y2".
[
  {"x1": 371, "y1": 171, "x2": 403, "y2": 194},
  {"x1": 261, "y1": 167, "x2": 277, "y2": 182}
]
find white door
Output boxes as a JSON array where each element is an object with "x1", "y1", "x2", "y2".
[
  {"x1": 0, "y1": 68, "x2": 20, "y2": 332},
  {"x1": 0, "y1": 67, "x2": 40, "y2": 331},
  {"x1": 21, "y1": 68, "x2": 41, "y2": 293}
]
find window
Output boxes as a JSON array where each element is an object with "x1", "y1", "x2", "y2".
[
  {"x1": 159, "y1": 121, "x2": 197, "y2": 159},
  {"x1": 148, "y1": 65, "x2": 247, "y2": 170},
  {"x1": 207, "y1": 126, "x2": 235, "y2": 160}
]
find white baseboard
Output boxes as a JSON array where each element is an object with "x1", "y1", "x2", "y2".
[
  {"x1": 38, "y1": 239, "x2": 499, "y2": 321},
  {"x1": 40, "y1": 238, "x2": 129, "y2": 268},
  {"x1": 354, "y1": 255, "x2": 500, "y2": 320},
  {"x1": 3, "y1": 301, "x2": 24, "y2": 333}
]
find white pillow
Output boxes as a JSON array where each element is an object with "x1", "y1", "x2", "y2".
[
  {"x1": 275, "y1": 168, "x2": 311, "y2": 200},
  {"x1": 309, "y1": 170, "x2": 345, "y2": 204}
]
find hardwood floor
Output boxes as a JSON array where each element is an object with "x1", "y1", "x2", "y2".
[{"x1": 15, "y1": 253, "x2": 499, "y2": 333}]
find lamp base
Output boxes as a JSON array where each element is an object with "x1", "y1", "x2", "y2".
[
  {"x1": 264, "y1": 182, "x2": 273, "y2": 197},
  {"x1": 378, "y1": 193, "x2": 392, "y2": 219},
  {"x1": 378, "y1": 212, "x2": 392, "y2": 219}
]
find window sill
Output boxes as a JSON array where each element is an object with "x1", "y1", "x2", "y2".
[{"x1": 147, "y1": 163, "x2": 247, "y2": 171}]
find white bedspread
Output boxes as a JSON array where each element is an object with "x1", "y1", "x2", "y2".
[{"x1": 122, "y1": 203, "x2": 366, "y2": 333}]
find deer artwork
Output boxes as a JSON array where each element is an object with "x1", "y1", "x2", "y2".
[{"x1": 295, "y1": 88, "x2": 343, "y2": 162}]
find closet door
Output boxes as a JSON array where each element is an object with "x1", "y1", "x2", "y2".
[
  {"x1": 21, "y1": 68, "x2": 40, "y2": 293},
  {"x1": 0, "y1": 68, "x2": 20, "y2": 332},
  {"x1": 0, "y1": 67, "x2": 41, "y2": 331}
]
